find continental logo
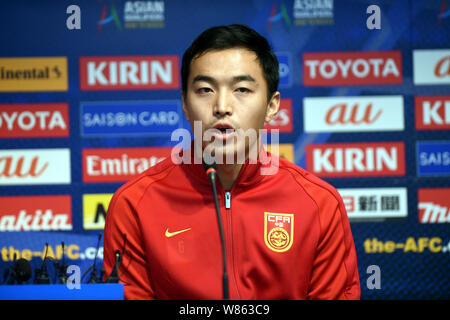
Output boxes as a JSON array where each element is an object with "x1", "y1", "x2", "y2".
[
  {"x1": 0, "y1": 57, "x2": 68, "y2": 92},
  {"x1": 265, "y1": 144, "x2": 294, "y2": 163},
  {"x1": 364, "y1": 237, "x2": 450, "y2": 253},
  {"x1": 82, "y1": 194, "x2": 113, "y2": 230}
]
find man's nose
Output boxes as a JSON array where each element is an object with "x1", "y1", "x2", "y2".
[{"x1": 213, "y1": 89, "x2": 233, "y2": 117}]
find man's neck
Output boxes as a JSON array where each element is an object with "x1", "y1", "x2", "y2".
[{"x1": 216, "y1": 163, "x2": 244, "y2": 191}]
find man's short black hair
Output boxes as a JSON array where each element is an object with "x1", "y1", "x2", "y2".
[{"x1": 181, "y1": 24, "x2": 279, "y2": 102}]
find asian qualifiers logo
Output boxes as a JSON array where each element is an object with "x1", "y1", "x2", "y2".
[
  {"x1": 438, "y1": 0, "x2": 450, "y2": 27},
  {"x1": 97, "y1": 1, "x2": 122, "y2": 32},
  {"x1": 267, "y1": 1, "x2": 291, "y2": 30}
]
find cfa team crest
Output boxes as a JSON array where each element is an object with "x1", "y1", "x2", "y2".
[{"x1": 264, "y1": 212, "x2": 294, "y2": 253}]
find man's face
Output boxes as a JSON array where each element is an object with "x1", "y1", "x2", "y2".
[{"x1": 182, "y1": 48, "x2": 280, "y2": 163}]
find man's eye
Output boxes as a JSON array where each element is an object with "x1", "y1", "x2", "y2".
[
  {"x1": 236, "y1": 87, "x2": 250, "y2": 93},
  {"x1": 197, "y1": 87, "x2": 213, "y2": 94}
]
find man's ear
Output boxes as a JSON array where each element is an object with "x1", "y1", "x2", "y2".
[
  {"x1": 264, "y1": 91, "x2": 280, "y2": 123},
  {"x1": 181, "y1": 91, "x2": 190, "y2": 122}
]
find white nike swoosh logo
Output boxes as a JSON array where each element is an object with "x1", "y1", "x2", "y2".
[{"x1": 165, "y1": 227, "x2": 191, "y2": 238}]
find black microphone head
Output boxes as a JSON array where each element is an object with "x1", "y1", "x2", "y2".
[
  {"x1": 203, "y1": 154, "x2": 217, "y2": 172},
  {"x1": 116, "y1": 249, "x2": 123, "y2": 261},
  {"x1": 13, "y1": 258, "x2": 32, "y2": 283}
]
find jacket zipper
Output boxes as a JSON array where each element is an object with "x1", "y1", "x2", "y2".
[
  {"x1": 225, "y1": 192, "x2": 231, "y2": 209},
  {"x1": 224, "y1": 191, "x2": 240, "y2": 299}
]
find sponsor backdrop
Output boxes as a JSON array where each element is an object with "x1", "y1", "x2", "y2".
[{"x1": 0, "y1": 0, "x2": 449, "y2": 299}]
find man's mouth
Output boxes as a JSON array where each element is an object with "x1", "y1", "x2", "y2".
[{"x1": 211, "y1": 123, "x2": 236, "y2": 141}]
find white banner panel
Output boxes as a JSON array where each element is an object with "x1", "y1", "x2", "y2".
[
  {"x1": 413, "y1": 49, "x2": 450, "y2": 85},
  {"x1": 0, "y1": 148, "x2": 71, "y2": 185},
  {"x1": 303, "y1": 95, "x2": 404, "y2": 132},
  {"x1": 338, "y1": 187, "x2": 408, "y2": 220}
]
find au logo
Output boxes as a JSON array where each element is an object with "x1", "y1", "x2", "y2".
[{"x1": 264, "y1": 212, "x2": 294, "y2": 253}]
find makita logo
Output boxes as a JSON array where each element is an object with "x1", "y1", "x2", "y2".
[
  {"x1": 0, "y1": 195, "x2": 72, "y2": 231},
  {"x1": 0, "y1": 149, "x2": 71, "y2": 185},
  {"x1": 418, "y1": 188, "x2": 450, "y2": 223},
  {"x1": 306, "y1": 142, "x2": 405, "y2": 177},
  {"x1": 415, "y1": 96, "x2": 450, "y2": 130},
  {"x1": 413, "y1": 49, "x2": 450, "y2": 85},
  {"x1": 304, "y1": 96, "x2": 404, "y2": 133},
  {"x1": 82, "y1": 147, "x2": 171, "y2": 182},
  {"x1": 0, "y1": 210, "x2": 72, "y2": 231},
  {"x1": 80, "y1": 56, "x2": 179, "y2": 90},
  {"x1": 0, "y1": 103, "x2": 69, "y2": 138},
  {"x1": 303, "y1": 51, "x2": 402, "y2": 86}
]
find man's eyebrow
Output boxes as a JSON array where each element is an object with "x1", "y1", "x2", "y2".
[
  {"x1": 231, "y1": 75, "x2": 256, "y2": 83},
  {"x1": 192, "y1": 75, "x2": 216, "y2": 84},
  {"x1": 192, "y1": 74, "x2": 257, "y2": 85}
]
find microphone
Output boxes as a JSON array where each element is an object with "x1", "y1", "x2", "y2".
[
  {"x1": 55, "y1": 241, "x2": 68, "y2": 284},
  {"x1": 105, "y1": 250, "x2": 121, "y2": 283},
  {"x1": 203, "y1": 155, "x2": 229, "y2": 300},
  {"x1": 88, "y1": 234, "x2": 102, "y2": 283},
  {"x1": 3, "y1": 268, "x2": 10, "y2": 284},
  {"x1": 100, "y1": 268, "x2": 106, "y2": 281},
  {"x1": 36, "y1": 243, "x2": 51, "y2": 284},
  {"x1": 3, "y1": 252, "x2": 16, "y2": 284},
  {"x1": 105, "y1": 233, "x2": 126, "y2": 283},
  {"x1": 7, "y1": 258, "x2": 32, "y2": 285}
]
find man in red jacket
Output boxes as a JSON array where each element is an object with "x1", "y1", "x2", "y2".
[{"x1": 103, "y1": 24, "x2": 360, "y2": 300}]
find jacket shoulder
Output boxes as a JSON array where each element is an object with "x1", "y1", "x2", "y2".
[
  {"x1": 109, "y1": 156, "x2": 177, "y2": 209},
  {"x1": 277, "y1": 157, "x2": 342, "y2": 206}
]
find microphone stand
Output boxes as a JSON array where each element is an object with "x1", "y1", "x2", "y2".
[
  {"x1": 105, "y1": 233, "x2": 127, "y2": 284},
  {"x1": 56, "y1": 241, "x2": 68, "y2": 285},
  {"x1": 204, "y1": 158, "x2": 229, "y2": 300},
  {"x1": 88, "y1": 234, "x2": 102, "y2": 283},
  {"x1": 36, "y1": 243, "x2": 51, "y2": 284},
  {"x1": 104, "y1": 250, "x2": 121, "y2": 283}
]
